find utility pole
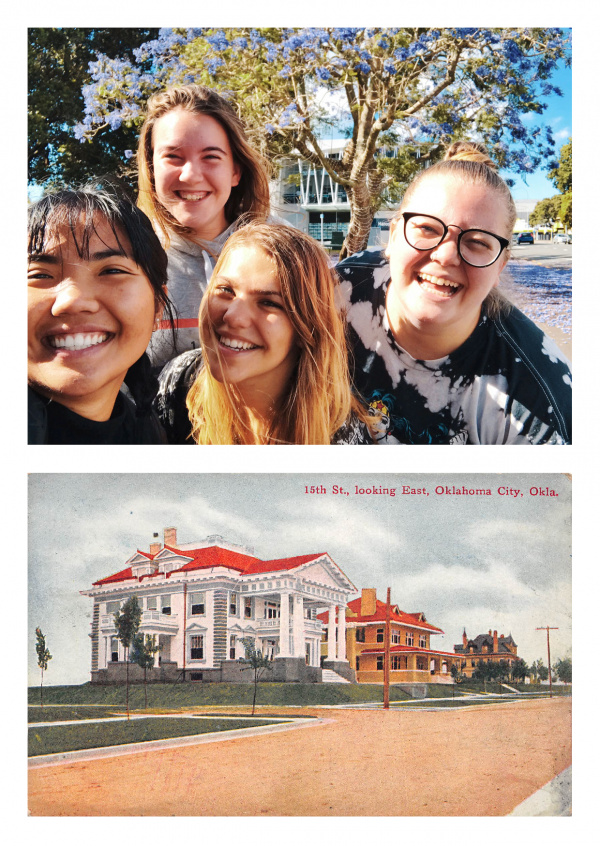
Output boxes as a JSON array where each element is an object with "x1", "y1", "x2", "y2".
[
  {"x1": 536, "y1": 626, "x2": 558, "y2": 698},
  {"x1": 383, "y1": 587, "x2": 391, "y2": 709}
]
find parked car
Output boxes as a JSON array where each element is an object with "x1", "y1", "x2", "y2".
[
  {"x1": 517, "y1": 232, "x2": 534, "y2": 245},
  {"x1": 553, "y1": 233, "x2": 571, "y2": 244}
]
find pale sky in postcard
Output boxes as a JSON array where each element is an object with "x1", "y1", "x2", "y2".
[{"x1": 28, "y1": 473, "x2": 571, "y2": 685}]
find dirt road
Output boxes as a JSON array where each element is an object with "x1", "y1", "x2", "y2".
[{"x1": 28, "y1": 697, "x2": 571, "y2": 816}]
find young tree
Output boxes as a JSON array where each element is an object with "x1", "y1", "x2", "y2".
[
  {"x1": 240, "y1": 637, "x2": 273, "y2": 715},
  {"x1": 538, "y1": 663, "x2": 549, "y2": 682},
  {"x1": 510, "y1": 658, "x2": 529, "y2": 683},
  {"x1": 113, "y1": 596, "x2": 142, "y2": 719},
  {"x1": 554, "y1": 657, "x2": 572, "y2": 684},
  {"x1": 130, "y1": 633, "x2": 161, "y2": 709},
  {"x1": 73, "y1": 27, "x2": 570, "y2": 258},
  {"x1": 35, "y1": 627, "x2": 52, "y2": 707}
]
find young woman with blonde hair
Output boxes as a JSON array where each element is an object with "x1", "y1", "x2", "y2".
[
  {"x1": 137, "y1": 84, "x2": 271, "y2": 368},
  {"x1": 155, "y1": 222, "x2": 372, "y2": 444},
  {"x1": 337, "y1": 141, "x2": 572, "y2": 444}
]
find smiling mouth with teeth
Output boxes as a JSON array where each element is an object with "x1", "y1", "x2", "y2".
[
  {"x1": 177, "y1": 191, "x2": 210, "y2": 201},
  {"x1": 218, "y1": 335, "x2": 260, "y2": 352},
  {"x1": 417, "y1": 272, "x2": 462, "y2": 296},
  {"x1": 47, "y1": 332, "x2": 111, "y2": 352}
]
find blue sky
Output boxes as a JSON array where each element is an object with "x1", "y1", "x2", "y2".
[{"x1": 502, "y1": 61, "x2": 572, "y2": 201}]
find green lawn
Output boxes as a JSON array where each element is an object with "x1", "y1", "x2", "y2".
[
  {"x1": 28, "y1": 716, "x2": 289, "y2": 757},
  {"x1": 28, "y1": 682, "x2": 414, "y2": 708},
  {"x1": 29, "y1": 705, "x2": 126, "y2": 723}
]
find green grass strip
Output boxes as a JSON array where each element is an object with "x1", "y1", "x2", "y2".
[
  {"x1": 29, "y1": 705, "x2": 127, "y2": 723},
  {"x1": 29, "y1": 716, "x2": 289, "y2": 757}
]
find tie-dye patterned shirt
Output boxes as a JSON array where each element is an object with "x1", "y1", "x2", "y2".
[{"x1": 337, "y1": 250, "x2": 572, "y2": 445}]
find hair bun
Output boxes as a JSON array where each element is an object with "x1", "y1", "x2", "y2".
[{"x1": 443, "y1": 141, "x2": 497, "y2": 171}]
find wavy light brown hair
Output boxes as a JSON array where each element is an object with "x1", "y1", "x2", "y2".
[
  {"x1": 396, "y1": 140, "x2": 515, "y2": 318},
  {"x1": 137, "y1": 85, "x2": 270, "y2": 246},
  {"x1": 186, "y1": 223, "x2": 364, "y2": 444}
]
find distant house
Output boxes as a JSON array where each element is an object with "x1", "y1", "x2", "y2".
[
  {"x1": 320, "y1": 588, "x2": 455, "y2": 685},
  {"x1": 81, "y1": 528, "x2": 357, "y2": 684},
  {"x1": 453, "y1": 629, "x2": 520, "y2": 678}
]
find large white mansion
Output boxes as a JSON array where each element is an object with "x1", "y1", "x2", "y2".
[{"x1": 81, "y1": 528, "x2": 357, "y2": 684}]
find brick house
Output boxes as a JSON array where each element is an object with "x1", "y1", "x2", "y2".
[
  {"x1": 81, "y1": 528, "x2": 357, "y2": 684},
  {"x1": 453, "y1": 629, "x2": 520, "y2": 678}
]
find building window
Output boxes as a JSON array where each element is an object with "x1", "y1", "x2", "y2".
[
  {"x1": 106, "y1": 600, "x2": 120, "y2": 615},
  {"x1": 146, "y1": 596, "x2": 157, "y2": 610},
  {"x1": 230, "y1": 593, "x2": 238, "y2": 616},
  {"x1": 230, "y1": 635, "x2": 236, "y2": 660},
  {"x1": 417, "y1": 658, "x2": 426, "y2": 671},
  {"x1": 191, "y1": 635, "x2": 204, "y2": 660},
  {"x1": 190, "y1": 592, "x2": 205, "y2": 616},
  {"x1": 356, "y1": 628, "x2": 365, "y2": 642},
  {"x1": 376, "y1": 628, "x2": 384, "y2": 643},
  {"x1": 406, "y1": 632, "x2": 414, "y2": 646},
  {"x1": 244, "y1": 598, "x2": 252, "y2": 619},
  {"x1": 419, "y1": 635, "x2": 427, "y2": 648},
  {"x1": 391, "y1": 655, "x2": 405, "y2": 670},
  {"x1": 265, "y1": 601, "x2": 280, "y2": 619},
  {"x1": 110, "y1": 637, "x2": 119, "y2": 662},
  {"x1": 161, "y1": 595, "x2": 171, "y2": 615},
  {"x1": 376, "y1": 656, "x2": 384, "y2": 671},
  {"x1": 355, "y1": 656, "x2": 360, "y2": 671},
  {"x1": 391, "y1": 630, "x2": 400, "y2": 644}
]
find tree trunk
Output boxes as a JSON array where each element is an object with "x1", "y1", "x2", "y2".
[
  {"x1": 126, "y1": 649, "x2": 130, "y2": 720},
  {"x1": 40, "y1": 668, "x2": 44, "y2": 707},
  {"x1": 252, "y1": 670, "x2": 258, "y2": 716},
  {"x1": 144, "y1": 667, "x2": 148, "y2": 710},
  {"x1": 338, "y1": 175, "x2": 379, "y2": 261}
]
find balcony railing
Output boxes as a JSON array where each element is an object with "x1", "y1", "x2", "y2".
[{"x1": 100, "y1": 610, "x2": 178, "y2": 631}]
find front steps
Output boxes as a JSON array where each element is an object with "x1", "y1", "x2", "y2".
[{"x1": 322, "y1": 669, "x2": 351, "y2": 684}]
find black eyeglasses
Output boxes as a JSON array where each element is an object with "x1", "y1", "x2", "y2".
[{"x1": 402, "y1": 212, "x2": 509, "y2": 268}]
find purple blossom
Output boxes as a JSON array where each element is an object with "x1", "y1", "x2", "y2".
[
  {"x1": 316, "y1": 67, "x2": 332, "y2": 81},
  {"x1": 355, "y1": 61, "x2": 371, "y2": 74}
]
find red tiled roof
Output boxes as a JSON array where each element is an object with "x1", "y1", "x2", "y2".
[
  {"x1": 319, "y1": 597, "x2": 443, "y2": 633},
  {"x1": 93, "y1": 567, "x2": 134, "y2": 585},
  {"x1": 93, "y1": 546, "x2": 331, "y2": 585}
]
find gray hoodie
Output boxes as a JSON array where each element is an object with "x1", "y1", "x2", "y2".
[{"x1": 147, "y1": 223, "x2": 237, "y2": 369}]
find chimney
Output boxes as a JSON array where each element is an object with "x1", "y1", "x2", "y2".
[
  {"x1": 488, "y1": 629, "x2": 492, "y2": 636},
  {"x1": 462, "y1": 629, "x2": 467, "y2": 648},
  {"x1": 360, "y1": 588, "x2": 377, "y2": 617},
  {"x1": 149, "y1": 532, "x2": 161, "y2": 555},
  {"x1": 164, "y1": 526, "x2": 177, "y2": 547},
  {"x1": 493, "y1": 630, "x2": 498, "y2": 653}
]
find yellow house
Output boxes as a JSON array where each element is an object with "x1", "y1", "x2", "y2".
[{"x1": 321, "y1": 588, "x2": 456, "y2": 685}]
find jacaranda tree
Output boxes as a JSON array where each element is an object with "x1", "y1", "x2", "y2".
[{"x1": 74, "y1": 27, "x2": 571, "y2": 257}]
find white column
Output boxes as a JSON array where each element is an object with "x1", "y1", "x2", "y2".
[
  {"x1": 327, "y1": 606, "x2": 337, "y2": 660},
  {"x1": 337, "y1": 604, "x2": 347, "y2": 661},
  {"x1": 293, "y1": 595, "x2": 305, "y2": 658},
  {"x1": 279, "y1": 592, "x2": 290, "y2": 657}
]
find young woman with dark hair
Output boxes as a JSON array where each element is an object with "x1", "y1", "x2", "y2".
[{"x1": 28, "y1": 186, "x2": 174, "y2": 444}]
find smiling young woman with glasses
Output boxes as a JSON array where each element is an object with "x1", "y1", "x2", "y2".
[{"x1": 336, "y1": 141, "x2": 572, "y2": 445}]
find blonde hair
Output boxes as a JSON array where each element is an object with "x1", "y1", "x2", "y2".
[
  {"x1": 186, "y1": 223, "x2": 364, "y2": 444},
  {"x1": 137, "y1": 85, "x2": 270, "y2": 246},
  {"x1": 398, "y1": 139, "x2": 515, "y2": 318}
]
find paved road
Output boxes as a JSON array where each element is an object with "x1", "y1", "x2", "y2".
[
  {"x1": 28, "y1": 697, "x2": 571, "y2": 817},
  {"x1": 510, "y1": 242, "x2": 572, "y2": 266}
]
